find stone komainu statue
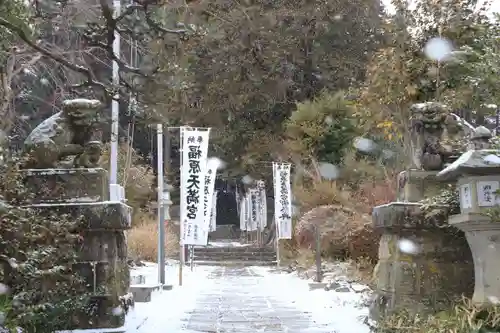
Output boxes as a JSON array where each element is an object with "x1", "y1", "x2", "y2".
[
  {"x1": 23, "y1": 99, "x2": 103, "y2": 169},
  {"x1": 409, "y1": 101, "x2": 463, "y2": 171}
]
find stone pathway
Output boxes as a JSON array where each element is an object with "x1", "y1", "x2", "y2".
[
  {"x1": 181, "y1": 266, "x2": 334, "y2": 333},
  {"x1": 130, "y1": 263, "x2": 368, "y2": 333}
]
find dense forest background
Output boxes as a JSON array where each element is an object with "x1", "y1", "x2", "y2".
[{"x1": 0, "y1": 0, "x2": 499, "y2": 208}]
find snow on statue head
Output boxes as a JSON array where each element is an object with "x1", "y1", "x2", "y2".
[{"x1": 23, "y1": 98, "x2": 103, "y2": 169}]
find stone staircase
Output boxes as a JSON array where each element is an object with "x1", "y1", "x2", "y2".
[{"x1": 192, "y1": 243, "x2": 277, "y2": 267}]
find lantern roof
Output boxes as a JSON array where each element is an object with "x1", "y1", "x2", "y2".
[{"x1": 437, "y1": 149, "x2": 500, "y2": 182}]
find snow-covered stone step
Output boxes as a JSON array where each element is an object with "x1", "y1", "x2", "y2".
[
  {"x1": 129, "y1": 284, "x2": 161, "y2": 302},
  {"x1": 194, "y1": 260, "x2": 277, "y2": 267},
  {"x1": 54, "y1": 327, "x2": 125, "y2": 333}
]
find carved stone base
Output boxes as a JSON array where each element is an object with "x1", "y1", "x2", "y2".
[
  {"x1": 370, "y1": 202, "x2": 474, "y2": 318},
  {"x1": 21, "y1": 168, "x2": 131, "y2": 330},
  {"x1": 19, "y1": 168, "x2": 108, "y2": 204},
  {"x1": 397, "y1": 169, "x2": 442, "y2": 202}
]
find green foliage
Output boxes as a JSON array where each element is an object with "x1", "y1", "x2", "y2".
[
  {"x1": 420, "y1": 186, "x2": 460, "y2": 215},
  {"x1": 0, "y1": 0, "x2": 30, "y2": 52},
  {"x1": 360, "y1": 0, "x2": 499, "y2": 139},
  {"x1": 0, "y1": 163, "x2": 91, "y2": 332},
  {"x1": 146, "y1": 0, "x2": 382, "y2": 175},
  {"x1": 453, "y1": 14, "x2": 500, "y2": 108},
  {"x1": 284, "y1": 91, "x2": 358, "y2": 165}
]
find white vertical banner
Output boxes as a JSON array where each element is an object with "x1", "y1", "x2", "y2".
[
  {"x1": 272, "y1": 163, "x2": 280, "y2": 236},
  {"x1": 255, "y1": 187, "x2": 262, "y2": 231},
  {"x1": 239, "y1": 196, "x2": 246, "y2": 231},
  {"x1": 244, "y1": 193, "x2": 250, "y2": 231},
  {"x1": 273, "y1": 163, "x2": 292, "y2": 239},
  {"x1": 201, "y1": 159, "x2": 218, "y2": 244},
  {"x1": 209, "y1": 190, "x2": 218, "y2": 232},
  {"x1": 180, "y1": 127, "x2": 211, "y2": 245},
  {"x1": 235, "y1": 185, "x2": 241, "y2": 216},
  {"x1": 249, "y1": 189, "x2": 259, "y2": 231},
  {"x1": 257, "y1": 181, "x2": 267, "y2": 231}
]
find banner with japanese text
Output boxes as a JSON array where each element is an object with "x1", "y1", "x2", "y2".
[
  {"x1": 209, "y1": 190, "x2": 218, "y2": 232},
  {"x1": 257, "y1": 180, "x2": 267, "y2": 231},
  {"x1": 273, "y1": 163, "x2": 292, "y2": 239},
  {"x1": 200, "y1": 159, "x2": 218, "y2": 244},
  {"x1": 239, "y1": 196, "x2": 246, "y2": 231},
  {"x1": 180, "y1": 127, "x2": 210, "y2": 245},
  {"x1": 248, "y1": 189, "x2": 259, "y2": 231}
]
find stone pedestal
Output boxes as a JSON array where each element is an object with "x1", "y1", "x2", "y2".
[
  {"x1": 370, "y1": 202, "x2": 474, "y2": 318},
  {"x1": 20, "y1": 168, "x2": 108, "y2": 204},
  {"x1": 21, "y1": 168, "x2": 131, "y2": 330},
  {"x1": 397, "y1": 169, "x2": 442, "y2": 202},
  {"x1": 449, "y1": 213, "x2": 500, "y2": 304}
]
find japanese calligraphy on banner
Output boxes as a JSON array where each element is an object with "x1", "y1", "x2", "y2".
[
  {"x1": 248, "y1": 190, "x2": 259, "y2": 231},
  {"x1": 273, "y1": 163, "x2": 292, "y2": 239},
  {"x1": 257, "y1": 180, "x2": 267, "y2": 231},
  {"x1": 245, "y1": 193, "x2": 253, "y2": 231},
  {"x1": 180, "y1": 127, "x2": 210, "y2": 245},
  {"x1": 209, "y1": 190, "x2": 218, "y2": 232},
  {"x1": 239, "y1": 196, "x2": 246, "y2": 231},
  {"x1": 201, "y1": 160, "x2": 218, "y2": 244}
]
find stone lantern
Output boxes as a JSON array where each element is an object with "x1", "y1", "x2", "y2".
[
  {"x1": 369, "y1": 102, "x2": 474, "y2": 319},
  {"x1": 436, "y1": 127, "x2": 500, "y2": 304}
]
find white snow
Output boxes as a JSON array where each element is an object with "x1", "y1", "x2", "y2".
[
  {"x1": 125, "y1": 262, "x2": 214, "y2": 332},
  {"x1": 62, "y1": 99, "x2": 102, "y2": 109},
  {"x1": 205, "y1": 241, "x2": 251, "y2": 247},
  {"x1": 437, "y1": 150, "x2": 474, "y2": 176},
  {"x1": 484, "y1": 154, "x2": 500, "y2": 164},
  {"x1": 56, "y1": 262, "x2": 371, "y2": 333},
  {"x1": 251, "y1": 267, "x2": 370, "y2": 333}
]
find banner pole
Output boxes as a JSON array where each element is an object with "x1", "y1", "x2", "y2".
[
  {"x1": 157, "y1": 124, "x2": 165, "y2": 284},
  {"x1": 178, "y1": 127, "x2": 184, "y2": 286},
  {"x1": 276, "y1": 217, "x2": 280, "y2": 267}
]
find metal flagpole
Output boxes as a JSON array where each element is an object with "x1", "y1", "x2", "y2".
[
  {"x1": 190, "y1": 246, "x2": 194, "y2": 271},
  {"x1": 157, "y1": 124, "x2": 165, "y2": 284},
  {"x1": 109, "y1": 0, "x2": 121, "y2": 198},
  {"x1": 179, "y1": 127, "x2": 184, "y2": 286},
  {"x1": 276, "y1": 216, "x2": 280, "y2": 267}
]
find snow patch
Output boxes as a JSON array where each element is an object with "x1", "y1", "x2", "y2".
[{"x1": 484, "y1": 154, "x2": 500, "y2": 164}]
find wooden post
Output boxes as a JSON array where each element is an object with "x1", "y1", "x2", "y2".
[{"x1": 315, "y1": 225, "x2": 322, "y2": 283}]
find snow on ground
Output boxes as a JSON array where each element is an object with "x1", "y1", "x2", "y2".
[
  {"x1": 206, "y1": 241, "x2": 251, "y2": 247},
  {"x1": 60, "y1": 262, "x2": 371, "y2": 332},
  {"x1": 127, "y1": 262, "x2": 213, "y2": 332},
  {"x1": 127, "y1": 264, "x2": 370, "y2": 333},
  {"x1": 251, "y1": 266, "x2": 370, "y2": 333}
]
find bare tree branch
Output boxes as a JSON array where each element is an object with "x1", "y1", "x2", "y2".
[
  {"x1": 0, "y1": 18, "x2": 107, "y2": 91},
  {"x1": 0, "y1": 49, "x2": 43, "y2": 131}
]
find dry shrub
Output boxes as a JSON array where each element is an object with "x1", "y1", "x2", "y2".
[
  {"x1": 351, "y1": 181, "x2": 396, "y2": 214},
  {"x1": 127, "y1": 212, "x2": 179, "y2": 262},
  {"x1": 378, "y1": 299, "x2": 500, "y2": 333},
  {"x1": 346, "y1": 257, "x2": 375, "y2": 285},
  {"x1": 286, "y1": 155, "x2": 397, "y2": 270},
  {"x1": 294, "y1": 204, "x2": 379, "y2": 262},
  {"x1": 99, "y1": 142, "x2": 156, "y2": 223},
  {"x1": 293, "y1": 180, "x2": 350, "y2": 210}
]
